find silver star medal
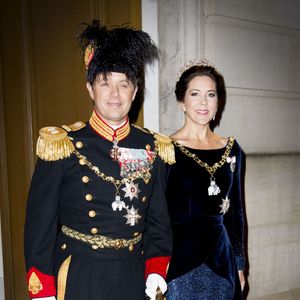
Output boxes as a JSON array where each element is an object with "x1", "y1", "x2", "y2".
[
  {"x1": 227, "y1": 156, "x2": 236, "y2": 173},
  {"x1": 219, "y1": 196, "x2": 230, "y2": 214},
  {"x1": 124, "y1": 206, "x2": 142, "y2": 226},
  {"x1": 122, "y1": 181, "x2": 140, "y2": 200},
  {"x1": 111, "y1": 195, "x2": 126, "y2": 211}
]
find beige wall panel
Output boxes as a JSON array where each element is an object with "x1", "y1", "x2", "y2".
[
  {"x1": 245, "y1": 155, "x2": 300, "y2": 299},
  {"x1": 205, "y1": 18, "x2": 300, "y2": 93},
  {"x1": 254, "y1": 288, "x2": 300, "y2": 300},
  {"x1": 205, "y1": 0, "x2": 300, "y2": 29},
  {"x1": 215, "y1": 89, "x2": 300, "y2": 154},
  {"x1": 204, "y1": 7, "x2": 300, "y2": 154}
]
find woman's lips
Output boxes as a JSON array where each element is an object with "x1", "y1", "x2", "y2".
[{"x1": 196, "y1": 109, "x2": 208, "y2": 115}]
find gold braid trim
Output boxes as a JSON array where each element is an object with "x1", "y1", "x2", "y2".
[
  {"x1": 36, "y1": 127, "x2": 75, "y2": 161},
  {"x1": 154, "y1": 133, "x2": 176, "y2": 165},
  {"x1": 57, "y1": 255, "x2": 72, "y2": 300},
  {"x1": 62, "y1": 225, "x2": 142, "y2": 250}
]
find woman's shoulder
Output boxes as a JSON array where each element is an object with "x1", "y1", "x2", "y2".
[
  {"x1": 230, "y1": 136, "x2": 242, "y2": 149},
  {"x1": 229, "y1": 137, "x2": 245, "y2": 160}
]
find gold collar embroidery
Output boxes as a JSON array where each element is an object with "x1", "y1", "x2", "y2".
[{"x1": 89, "y1": 110, "x2": 130, "y2": 142}]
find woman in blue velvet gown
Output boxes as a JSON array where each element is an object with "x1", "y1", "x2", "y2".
[{"x1": 166, "y1": 60, "x2": 246, "y2": 299}]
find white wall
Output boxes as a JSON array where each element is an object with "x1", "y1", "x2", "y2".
[{"x1": 142, "y1": 0, "x2": 160, "y2": 132}]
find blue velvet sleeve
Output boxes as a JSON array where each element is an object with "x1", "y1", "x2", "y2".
[{"x1": 224, "y1": 141, "x2": 245, "y2": 270}]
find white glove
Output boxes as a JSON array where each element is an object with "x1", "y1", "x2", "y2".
[
  {"x1": 33, "y1": 297, "x2": 56, "y2": 300},
  {"x1": 145, "y1": 273, "x2": 167, "y2": 300}
]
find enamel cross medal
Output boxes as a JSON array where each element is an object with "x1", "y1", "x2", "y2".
[
  {"x1": 208, "y1": 176, "x2": 221, "y2": 196},
  {"x1": 124, "y1": 206, "x2": 142, "y2": 226},
  {"x1": 110, "y1": 138, "x2": 120, "y2": 161}
]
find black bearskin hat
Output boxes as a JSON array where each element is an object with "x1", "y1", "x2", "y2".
[{"x1": 78, "y1": 19, "x2": 158, "y2": 86}]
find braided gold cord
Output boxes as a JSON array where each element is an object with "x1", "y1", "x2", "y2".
[{"x1": 62, "y1": 225, "x2": 142, "y2": 249}]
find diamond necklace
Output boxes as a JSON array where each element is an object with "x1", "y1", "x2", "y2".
[{"x1": 173, "y1": 137, "x2": 234, "y2": 196}]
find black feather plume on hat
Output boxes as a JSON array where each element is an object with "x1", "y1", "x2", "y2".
[{"x1": 78, "y1": 20, "x2": 158, "y2": 85}]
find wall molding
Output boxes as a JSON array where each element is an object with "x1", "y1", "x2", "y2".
[
  {"x1": 206, "y1": 14, "x2": 300, "y2": 38},
  {"x1": 227, "y1": 86, "x2": 300, "y2": 100}
]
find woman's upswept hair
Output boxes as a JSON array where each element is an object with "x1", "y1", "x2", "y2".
[{"x1": 175, "y1": 60, "x2": 226, "y2": 130}]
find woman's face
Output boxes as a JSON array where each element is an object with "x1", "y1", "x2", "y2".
[{"x1": 180, "y1": 75, "x2": 218, "y2": 127}]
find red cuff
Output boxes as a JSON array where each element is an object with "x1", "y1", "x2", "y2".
[
  {"x1": 145, "y1": 256, "x2": 171, "y2": 279},
  {"x1": 26, "y1": 267, "x2": 56, "y2": 298}
]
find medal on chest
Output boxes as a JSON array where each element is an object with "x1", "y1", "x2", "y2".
[
  {"x1": 110, "y1": 139, "x2": 120, "y2": 161},
  {"x1": 74, "y1": 142, "x2": 156, "y2": 226}
]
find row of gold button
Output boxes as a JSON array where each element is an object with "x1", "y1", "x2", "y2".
[
  {"x1": 62, "y1": 138, "x2": 84, "y2": 254},
  {"x1": 76, "y1": 139, "x2": 144, "y2": 249},
  {"x1": 77, "y1": 141, "x2": 99, "y2": 236}
]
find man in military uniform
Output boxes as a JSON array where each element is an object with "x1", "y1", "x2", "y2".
[{"x1": 24, "y1": 20, "x2": 174, "y2": 300}]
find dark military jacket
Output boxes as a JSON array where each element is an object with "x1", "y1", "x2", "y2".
[{"x1": 24, "y1": 119, "x2": 174, "y2": 299}]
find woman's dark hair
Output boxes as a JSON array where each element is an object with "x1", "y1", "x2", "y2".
[{"x1": 175, "y1": 63, "x2": 226, "y2": 130}]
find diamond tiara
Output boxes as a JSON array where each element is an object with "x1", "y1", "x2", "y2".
[{"x1": 176, "y1": 58, "x2": 220, "y2": 81}]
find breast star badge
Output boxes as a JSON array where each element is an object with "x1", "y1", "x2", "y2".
[
  {"x1": 122, "y1": 181, "x2": 140, "y2": 200},
  {"x1": 124, "y1": 206, "x2": 142, "y2": 226},
  {"x1": 219, "y1": 196, "x2": 230, "y2": 214}
]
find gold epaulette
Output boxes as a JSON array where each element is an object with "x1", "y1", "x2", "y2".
[
  {"x1": 37, "y1": 121, "x2": 86, "y2": 161},
  {"x1": 36, "y1": 126, "x2": 75, "y2": 161},
  {"x1": 154, "y1": 133, "x2": 176, "y2": 165}
]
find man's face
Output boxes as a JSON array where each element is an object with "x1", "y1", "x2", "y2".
[{"x1": 86, "y1": 72, "x2": 137, "y2": 126}]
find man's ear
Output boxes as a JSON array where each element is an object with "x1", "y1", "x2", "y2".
[
  {"x1": 132, "y1": 86, "x2": 138, "y2": 102},
  {"x1": 86, "y1": 82, "x2": 94, "y2": 100}
]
